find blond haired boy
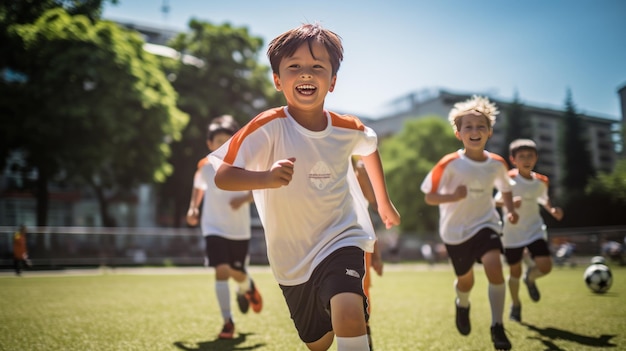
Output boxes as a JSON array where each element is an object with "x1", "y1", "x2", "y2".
[{"x1": 421, "y1": 96, "x2": 518, "y2": 350}]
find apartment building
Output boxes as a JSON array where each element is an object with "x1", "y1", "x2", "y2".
[{"x1": 366, "y1": 89, "x2": 619, "y2": 197}]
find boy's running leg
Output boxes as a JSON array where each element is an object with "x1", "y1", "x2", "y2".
[
  {"x1": 331, "y1": 292, "x2": 369, "y2": 351},
  {"x1": 524, "y1": 255, "x2": 552, "y2": 302},
  {"x1": 242, "y1": 277, "x2": 263, "y2": 313},
  {"x1": 215, "y1": 280, "x2": 235, "y2": 338},
  {"x1": 455, "y1": 275, "x2": 473, "y2": 336},
  {"x1": 482, "y1": 249, "x2": 511, "y2": 350},
  {"x1": 507, "y1": 262, "x2": 522, "y2": 322}
]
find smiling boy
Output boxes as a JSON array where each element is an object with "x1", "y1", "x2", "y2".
[
  {"x1": 210, "y1": 23, "x2": 400, "y2": 351},
  {"x1": 420, "y1": 95, "x2": 518, "y2": 350}
]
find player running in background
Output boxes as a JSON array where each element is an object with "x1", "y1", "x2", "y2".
[
  {"x1": 13, "y1": 225, "x2": 29, "y2": 276},
  {"x1": 211, "y1": 23, "x2": 400, "y2": 351},
  {"x1": 186, "y1": 115, "x2": 262, "y2": 339},
  {"x1": 420, "y1": 95, "x2": 518, "y2": 351},
  {"x1": 496, "y1": 138, "x2": 563, "y2": 322}
]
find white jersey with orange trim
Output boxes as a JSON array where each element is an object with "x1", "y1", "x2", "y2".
[
  {"x1": 196, "y1": 156, "x2": 251, "y2": 240},
  {"x1": 496, "y1": 169, "x2": 550, "y2": 248},
  {"x1": 420, "y1": 150, "x2": 513, "y2": 245},
  {"x1": 209, "y1": 106, "x2": 377, "y2": 286}
]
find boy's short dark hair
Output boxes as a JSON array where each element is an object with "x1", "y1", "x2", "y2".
[
  {"x1": 207, "y1": 115, "x2": 240, "y2": 141},
  {"x1": 267, "y1": 23, "x2": 344, "y2": 76},
  {"x1": 509, "y1": 138, "x2": 538, "y2": 157}
]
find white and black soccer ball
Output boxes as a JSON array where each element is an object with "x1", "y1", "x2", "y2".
[{"x1": 583, "y1": 263, "x2": 612, "y2": 294}]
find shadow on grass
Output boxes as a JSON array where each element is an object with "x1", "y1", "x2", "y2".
[
  {"x1": 173, "y1": 332, "x2": 266, "y2": 351},
  {"x1": 522, "y1": 322, "x2": 617, "y2": 350}
]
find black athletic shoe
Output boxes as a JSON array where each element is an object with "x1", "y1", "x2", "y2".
[
  {"x1": 524, "y1": 276, "x2": 541, "y2": 302},
  {"x1": 509, "y1": 304, "x2": 521, "y2": 322},
  {"x1": 236, "y1": 291, "x2": 250, "y2": 314},
  {"x1": 490, "y1": 323, "x2": 512, "y2": 350},
  {"x1": 455, "y1": 303, "x2": 471, "y2": 335}
]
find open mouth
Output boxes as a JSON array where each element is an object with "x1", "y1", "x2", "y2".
[
  {"x1": 469, "y1": 137, "x2": 481, "y2": 142},
  {"x1": 296, "y1": 84, "x2": 317, "y2": 95}
]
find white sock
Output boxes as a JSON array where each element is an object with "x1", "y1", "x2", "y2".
[
  {"x1": 455, "y1": 280, "x2": 470, "y2": 307},
  {"x1": 237, "y1": 275, "x2": 251, "y2": 293},
  {"x1": 508, "y1": 276, "x2": 520, "y2": 305},
  {"x1": 215, "y1": 280, "x2": 231, "y2": 321},
  {"x1": 527, "y1": 267, "x2": 545, "y2": 281},
  {"x1": 336, "y1": 335, "x2": 369, "y2": 351},
  {"x1": 488, "y1": 283, "x2": 506, "y2": 325}
]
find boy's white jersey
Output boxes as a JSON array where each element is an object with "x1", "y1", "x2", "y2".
[
  {"x1": 420, "y1": 150, "x2": 513, "y2": 245},
  {"x1": 496, "y1": 169, "x2": 550, "y2": 248},
  {"x1": 209, "y1": 107, "x2": 377, "y2": 286},
  {"x1": 195, "y1": 157, "x2": 251, "y2": 240}
]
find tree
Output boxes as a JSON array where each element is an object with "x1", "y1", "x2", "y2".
[
  {"x1": 0, "y1": 1, "x2": 117, "y2": 225},
  {"x1": 584, "y1": 159, "x2": 626, "y2": 225},
  {"x1": 500, "y1": 91, "x2": 532, "y2": 166},
  {"x1": 380, "y1": 116, "x2": 459, "y2": 235},
  {"x1": 559, "y1": 89, "x2": 595, "y2": 202},
  {"x1": 155, "y1": 19, "x2": 282, "y2": 226},
  {"x1": 2, "y1": 8, "x2": 188, "y2": 226}
]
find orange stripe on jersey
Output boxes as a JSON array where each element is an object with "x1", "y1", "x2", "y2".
[
  {"x1": 508, "y1": 168, "x2": 549, "y2": 186},
  {"x1": 533, "y1": 172, "x2": 549, "y2": 186},
  {"x1": 223, "y1": 107, "x2": 287, "y2": 164},
  {"x1": 329, "y1": 111, "x2": 366, "y2": 131},
  {"x1": 490, "y1": 152, "x2": 509, "y2": 169},
  {"x1": 430, "y1": 152, "x2": 461, "y2": 193}
]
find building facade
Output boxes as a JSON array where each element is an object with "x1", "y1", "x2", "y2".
[{"x1": 367, "y1": 89, "x2": 620, "y2": 197}]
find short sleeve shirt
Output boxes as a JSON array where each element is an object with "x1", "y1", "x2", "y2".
[
  {"x1": 497, "y1": 170, "x2": 550, "y2": 248},
  {"x1": 209, "y1": 107, "x2": 377, "y2": 285},
  {"x1": 420, "y1": 150, "x2": 513, "y2": 245}
]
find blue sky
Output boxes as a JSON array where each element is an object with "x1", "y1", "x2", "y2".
[{"x1": 103, "y1": 0, "x2": 626, "y2": 121}]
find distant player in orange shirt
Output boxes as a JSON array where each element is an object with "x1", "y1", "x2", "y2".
[{"x1": 13, "y1": 225, "x2": 29, "y2": 276}]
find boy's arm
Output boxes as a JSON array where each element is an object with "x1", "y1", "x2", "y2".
[
  {"x1": 230, "y1": 191, "x2": 254, "y2": 210},
  {"x1": 371, "y1": 240, "x2": 383, "y2": 276},
  {"x1": 215, "y1": 157, "x2": 296, "y2": 191},
  {"x1": 424, "y1": 185, "x2": 467, "y2": 205},
  {"x1": 501, "y1": 191, "x2": 519, "y2": 224},
  {"x1": 542, "y1": 199, "x2": 564, "y2": 221},
  {"x1": 186, "y1": 169, "x2": 204, "y2": 226},
  {"x1": 354, "y1": 158, "x2": 377, "y2": 207},
  {"x1": 361, "y1": 150, "x2": 400, "y2": 229}
]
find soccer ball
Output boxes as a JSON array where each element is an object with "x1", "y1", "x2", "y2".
[{"x1": 583, "y1": 264, "x2": 612, "y2": 294}]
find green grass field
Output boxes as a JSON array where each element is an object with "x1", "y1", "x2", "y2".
[{"x1": 1, "y1": 263, "x2": 624, "y2": 351}]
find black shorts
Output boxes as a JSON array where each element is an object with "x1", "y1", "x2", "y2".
[
  {"x1": 504, "y1": 239, "x2": 551, "y2": 265},
  {"x1": 445, "y1": 228, "x2": 504, "y2": 276},
  {"x1": 279, "y1": 246, "x2": 368, "y2": 343},
  {"x1": 204, "y1": 235, "x2": 249, "y2": 272}
]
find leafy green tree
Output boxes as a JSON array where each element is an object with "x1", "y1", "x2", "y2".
[
  {"x1": 584, "y1": 159, "x2": 626, "y2": 224},
  {"x1": 501, "y1": 91, "x2": 532, "y2": 166},
  {"x1": 551, "y1": 159, "x2": 626, "y2": 227},
  {"x1": 559, "y1": 89, "x2": 595, "y2": 202},
  {"x1": 380, "y1": 116, "x2": 459, "y2": 236},
  {"x1": 2, "y1": 8, "x2": 187, "y2": 225},
  {"x1": 156, "y1": 20, "x2": 282, "y2": 226},
  {"x1": 0, "y1": 1, "x2": 116, "y2": 225}
]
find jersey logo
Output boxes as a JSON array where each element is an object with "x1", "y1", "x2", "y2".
[
  {"x1": 309, "y1": 161, "x2": 332, "y2": 190},
  {"x1": 467, "y1": 179, "x2": 485, "y2": 199},
  {"x1": 345, "y1": 268, "x2": 361, "y2": 279}
]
